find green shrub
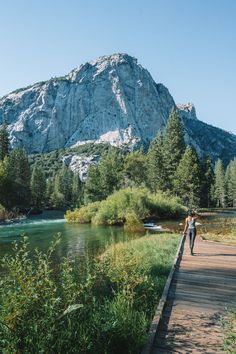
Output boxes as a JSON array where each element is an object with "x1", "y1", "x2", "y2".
[
  {"x1": 65, "y1": 201, "x2": 101, "y2": 223},
  {"x1": 222, "y1": 307, "x2": 236, "y2": 352},
  {"x1": 67, "y1": 187, "x2": 186, "y2": 226},
  {"x1": 124, "y1": 211, "x2": 145, "y2": 232},
  {"x1": 0, "y1": 204, "x2": 7, "y2": 220}
]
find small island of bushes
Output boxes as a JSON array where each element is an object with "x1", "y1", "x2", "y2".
[{"x1": 65, "y1": 187, "x2": 187, "y2": 228}]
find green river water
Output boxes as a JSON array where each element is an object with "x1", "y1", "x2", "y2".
[
  {"x1": 0, "y1": 211, "x2": 146, "y2": 261},
  {"x1": 0, "y1": 210, "x2": 235, "y2": 262}
]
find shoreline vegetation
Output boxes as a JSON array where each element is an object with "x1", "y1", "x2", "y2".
[
  {"x1": 199, "y1": 216, "x2": 236, "y2": 245},
  {"x1": 65, "y1": 187, "x2": 187, "y2": 228},
  {"x1": 0, "y1": 233, "x2": 179, "y2": 353}
]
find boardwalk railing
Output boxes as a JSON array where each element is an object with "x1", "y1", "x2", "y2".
[{"x1": 141, "y1": 233, "x2": 186, "y2": 354}]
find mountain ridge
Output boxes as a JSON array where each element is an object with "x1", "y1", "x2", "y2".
[{"x1": 0, "y1": 53, "x2": 235, "y2": 163}]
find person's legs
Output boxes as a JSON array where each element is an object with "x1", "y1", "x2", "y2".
[
  {"x1": 191, "y1": 228, "x2": 197, "y2": 254},
  {"x1": 187, "y1": 229, "x2": 193, "y2": 254}
]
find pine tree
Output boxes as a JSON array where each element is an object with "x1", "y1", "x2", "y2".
[
  {"x1": 213, "y1": 159, "x2": 226, "y2": 207},
  {"x1": 163, "y1": 110, "x2": 186, "y2": 191},
  {"x1": 30, "y1": 166, "x2": 46, "y2": 207},
  {"x1": 0, "y1": 158, "x2": 13, "y2": 208},
  {"x1": 84, "y1": 150, "x2": 124, "y2": 203},
  {"x1": 173, "y1": 146, "x2": 201, "y2": 208},
  {"x1": 225, "y1": 158, "x2": 236, "y2": 206},
  {"x1": 71, "y1": 173, "x2": 82, "y2": 206},
  {"x1": 7, "y1": 148, "x2": 31, "y2": 207},
  {"x1": 0, "y1": 123, "x2": 9, "y2": 161},
  {"x1": 124, "y1": 149, "x2": 147, "y2": 187},
  {"x1": 147, "y1": 131, "x2": 167, "y2": 191},
  {"x1": 51, "y1": 165, "x2": 74, "y2": 208},
  {"x1": 200, "y1": 155, "x2": 214, "y2": 207},
  {"x1": 84, "y1": 165, "x2": 102, "y2": 203},
  {"x1": 45, "y1": 178, "x2": 54, "y2": 207}
]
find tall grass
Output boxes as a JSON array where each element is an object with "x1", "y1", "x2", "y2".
[
  {"x1": 65, "y1": 187, "x2": 186, "y2": 225},
  {"x1": 222, "y1": 307, "x2": 236, "y2": 353},
  {"x1": 0, "y1": 233, "x2": 179, "y2": 353},
  {"x1": 199, "y1": 217, "x2": 236, "y2": 245}
]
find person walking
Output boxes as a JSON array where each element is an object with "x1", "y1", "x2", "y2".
[{"x1": 183, "y1": 210, "x2": 199, "y2": 255}]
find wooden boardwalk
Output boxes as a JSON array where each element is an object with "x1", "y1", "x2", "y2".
[{"x1": 151, "y1": 236, "x2": 236, "y2": 354}]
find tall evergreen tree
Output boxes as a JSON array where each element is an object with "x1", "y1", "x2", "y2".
[
  {"x1": 173, "y1": 146, "x2": 201, "y2": 208},
  {"x1": 163, "y1": 110, "x2": 186, "y2": 191},
  {"x1": 0, "y1": 158, "x2": 13, "y2": 209},
  {"x1": 200, "y1": 155, "x2": 214, "y2": 207},
  {"x1": 0, "y1": 123, "x2": 9, "y2": 162},
  {"x1": 213, "y1": 159, "x2": 226, "y2": 207},
  {"x1": 147, "y1": 131, "x2": 167, "y2": 191},
  {"x1": 30, "y1": 166, "x2": 46, "y2": 207},
  {"x1": 225, "y1": 158, "x2": 236, "y2": 206},
  {"x1": 124, "y1": 149, "x2": 147, "y2": 187},
  {"x1": 7, "y1": 148, "x2": 31, "y2": 207},
  {"x1": 84, "y1": 150, "x2": 124, "y2": 203},
  {"x1": 51, "y1": 166, "x2": 74, "y2": 207},
  {"x1": 71, "y1": 173, "x2": 82, "y2": 206},
  {"x1": 84, "y1": 165, "x2": 102, "y2": 203},
  {"x1": 45, "y1": 178, "x2": 54, "y2": 207}
]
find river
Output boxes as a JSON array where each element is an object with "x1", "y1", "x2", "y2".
[
  {"x1": 0, "y1": 209, "x2": 235, "y2": 262},
  {"x1": 0, "y1": 210, "x2": 145, "y2": 261}
]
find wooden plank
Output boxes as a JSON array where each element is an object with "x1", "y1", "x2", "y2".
[
  {"x1": 150, "y1": 236, "x2": 236, "y2": 353},
  {"x1": 141, "y1": 234, "x2": 185, "y2": 354}
]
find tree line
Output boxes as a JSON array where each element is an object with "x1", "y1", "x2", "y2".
[
  {"x1": 83, "y1": 111, "x2": 235, "y2": 209},
  {"x1": 0, "y1": 111, "x2": 234, "y2": 214},
  {"x1": 0, "y1": 124, "x2": 81, "y2": 213}
]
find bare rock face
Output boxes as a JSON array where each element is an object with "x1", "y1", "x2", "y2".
[
  {"x1": 0, "y1": 54, "x2": 175, "y2": 153},
  {"x1": 177, "y1": 103, "x2": 198, "y2": 120},
  {"x1": 0, "y1": 53, "x2": 236, "y2": 164},
  {"x1": 62, "y1": 154, "x2": 100, "y2": 181}
]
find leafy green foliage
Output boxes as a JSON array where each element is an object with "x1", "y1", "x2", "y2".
[
  {"x1": 123, "y1": 150, "x2": 147, "y2": 187},
  {"x1": 0, "y1": 234, "x2": 179, "y2": 353},
  {"x1": 221, "y1": 307, "x2": 236, "y2": 353},
  {"x1": 66, "y1": 187, "x2": 187, "y2": 225}
]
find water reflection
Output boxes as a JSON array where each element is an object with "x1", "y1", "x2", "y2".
[{"x1": 0, "y1": 211, "x2": 142, "y2": 262}]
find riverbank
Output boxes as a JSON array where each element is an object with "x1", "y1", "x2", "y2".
[{"x1": 0, "y1": 233, "x2": 179, "y2": 353}]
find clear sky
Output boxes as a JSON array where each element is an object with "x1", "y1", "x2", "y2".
[{"x1": 0, "y1": 0, "x2": 235, "y2": 133}]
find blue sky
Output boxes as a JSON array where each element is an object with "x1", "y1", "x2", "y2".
[{"x1": 0, "y1": 0, "x2": 235, "y2": 133}]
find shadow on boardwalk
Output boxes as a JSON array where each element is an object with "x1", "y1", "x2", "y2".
[{"x1": 151, "y1": 237, "x2": 236, "y2": 354}]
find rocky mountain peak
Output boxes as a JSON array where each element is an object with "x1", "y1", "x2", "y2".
[
  {"x1": 0, "y1": 53, "x2": 236, "y2": 164},
  {"x1": 177, "y1": 102, "x2": 197, "y2": 120}
]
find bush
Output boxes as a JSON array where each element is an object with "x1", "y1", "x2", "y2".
[
  {"x1": 124, "y1": 211, "x2": 145, "y2": 232},
  {"x1": 65, "y1": 201, "x2": 101, "y2": 223},
  {"x1": 0, "y1": 204, "x2": 7, "y2": 220},
  {"x1": 66, "y1": 187, "x2": 186, "y2": 226}
]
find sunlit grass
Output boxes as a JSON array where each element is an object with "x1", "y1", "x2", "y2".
[
  {"x1": 199, "y1": 217, "x2": 236, "y2": 245},
  {"x1": 0, "y1": 233, "x2": 180, "y2": 353}
]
